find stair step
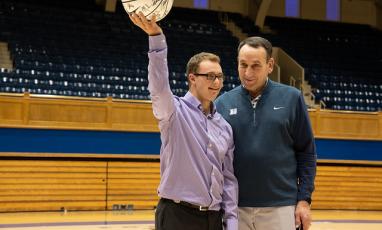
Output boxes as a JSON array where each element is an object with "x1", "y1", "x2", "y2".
[{"x1": 0, "y1": 42, "x2": 13, "y2": 70}]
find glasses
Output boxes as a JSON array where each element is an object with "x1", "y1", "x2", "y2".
[{"x1": 194, "y1": 72, "x2": 224, "y2": 82}]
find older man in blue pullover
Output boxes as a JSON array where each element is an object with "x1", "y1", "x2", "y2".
[{"x1": 215, "y1": 37, "x2": 316, "y2": 230}]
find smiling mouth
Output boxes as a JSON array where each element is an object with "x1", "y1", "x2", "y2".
[{"x1": 243, "y1": 79, "x2": 258, "y2": 86}]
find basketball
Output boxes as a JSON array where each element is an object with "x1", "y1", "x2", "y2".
[{"x1": 121, "y1": 0, "x2": 174, "y2": 21}]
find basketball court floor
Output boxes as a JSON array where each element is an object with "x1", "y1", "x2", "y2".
[{"x1": 0, "y1": 210, "x2": 381, "y2": 230}]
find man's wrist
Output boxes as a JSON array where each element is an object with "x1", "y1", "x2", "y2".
[
  {"x1": 298, "y1": 199, "x2": 311, "y2": 206},
  {"x1": 148, "y1": 28, "x2": 163, "y2": 36},
  {"x1": 149, "y1": 32, "x2": 162, "y2": 36},
  {"x1": 297, "y1": 195, "x2": 312, "y2": 205}
]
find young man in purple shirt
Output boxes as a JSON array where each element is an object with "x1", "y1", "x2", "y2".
[{"x1": 129, "y1": 13, "x2": 238, "y2": 230}]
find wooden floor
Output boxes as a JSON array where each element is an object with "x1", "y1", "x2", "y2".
[{"x1": 0, "y1": 210, "x2": 381, "y2": 230}]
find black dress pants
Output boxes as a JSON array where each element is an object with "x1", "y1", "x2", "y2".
[{"x1": 155, "y1": 198, "x2": 223, "y2": 230}]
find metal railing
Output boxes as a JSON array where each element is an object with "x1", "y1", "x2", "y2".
[{"x1": 299, "y1": 78, "x2": 326, "y2": 109}]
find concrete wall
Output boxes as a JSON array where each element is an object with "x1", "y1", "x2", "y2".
[
  {"x1": 267, "y1": 0, "x2": 380, "y2": 27},
  {"x1": 341, "y1": 0, "x2": 377, "y2": 27},
  {"x1": 173, "y1": 0, "x2": 194, "y2": 8},
  {"x1": 273, "y1": 47, "x2": 304, "y2": 89},
  {"x1": 268, "y1": 0, "x2": 285, "y2": 17},
  {"x1": 172, "y1": 0, "x2": 380, "y2": 28},
  {"x1": 210, "y1": 0, "x2": 249, "y2": 14},
  {"x1": 255, "y1": 0, "x2": 273, "y2": 28},
  {"x1": 378, "y1": 4, "x2": 382, "y2": 30},
  {"x1": 173, "y1": 0, "x2": 249, "y2": 14}
]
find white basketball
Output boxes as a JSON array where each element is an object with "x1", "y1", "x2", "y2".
[{"x1": 121, "y1": 0, "x2": 174, "y2": 22}]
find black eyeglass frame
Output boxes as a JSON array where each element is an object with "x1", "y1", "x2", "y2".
[{"x1": 194, "y1": 72, "x2": 225, "y2": 81}]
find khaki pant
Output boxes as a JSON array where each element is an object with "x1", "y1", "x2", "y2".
[{"x1": 239, "y1": 206, "x2": 295, "y2": 230}]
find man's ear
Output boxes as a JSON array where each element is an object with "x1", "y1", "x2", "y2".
[
  {"x1": 267, "y1": 57, "x2": 275, "y2": 74},
  {"x1": 188, "y1": 73, "x2": 196, "y2": 84}
]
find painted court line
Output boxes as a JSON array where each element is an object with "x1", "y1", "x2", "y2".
[
  {"x1": 1, "y1": 219, "x2": 382, "y2": 229},
  {"x1": 0, "y1": 221, "x2": 155, "y2": 229},
  {"x1": 315, "y1": 219, "x2": 382, "y2": 224}
]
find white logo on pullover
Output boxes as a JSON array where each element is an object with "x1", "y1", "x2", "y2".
[{"x1": 229, "y1": 108, "x2": 237, "y2": 115}]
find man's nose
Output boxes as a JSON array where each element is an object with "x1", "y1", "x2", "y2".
[
  {"x1": 245, "y1": 67, "x2": 252, "y2": 76},
  {"x1": 212, "y1": 77, "x2": 222, "y2": 86}
]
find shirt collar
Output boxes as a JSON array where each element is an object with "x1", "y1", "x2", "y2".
[{"x1": 184, "y1": 91, "x2": 217, "y2": 117}]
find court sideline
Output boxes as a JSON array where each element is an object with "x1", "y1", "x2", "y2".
[{"x1": 0, "y1": 210, "x2": 382, "y2": 230}]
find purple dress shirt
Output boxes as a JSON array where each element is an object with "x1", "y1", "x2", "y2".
[{"x1": 147, "y1": 33, "x2": 238, "y2": 229}]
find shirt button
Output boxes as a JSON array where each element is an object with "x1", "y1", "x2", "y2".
[
  {"x1": 212, "y1": 172, "x2": 215, "y2": 176},
  {"x1": 208, "y1": 143, "x2": 212, "y2": 148}
]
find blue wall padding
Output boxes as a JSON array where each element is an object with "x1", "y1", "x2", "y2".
[
  {"x1": 315, "y1": 139, "x2": 382, "y2": 161},
  {"x1": 0, "y1": 128, "x2": 381, "y2": 160},
  {"x1": 0, "y1": 128, "x2": 161, "y2": 154}
]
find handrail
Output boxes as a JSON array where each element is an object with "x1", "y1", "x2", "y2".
[
  {"x1": 219, "y1": 12, "x2": 229, "y2": 24},
  {"x1": 319, "y1": 100, "x2": 326, "y2": 109},
  {"x1": 289, "y1": 76, "x2": 296, "y2": 87},
  {"x1": 300, "y1": 81, "x2": 326, "y2": 109}
]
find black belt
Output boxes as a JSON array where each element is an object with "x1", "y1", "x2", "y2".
[{"x1": 162, "y1": 198, "x2": 210, "y2": 211}]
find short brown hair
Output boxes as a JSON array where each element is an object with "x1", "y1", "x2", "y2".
[{"x1": 186, "y1": 52, "x2": 220, "y2": 77}]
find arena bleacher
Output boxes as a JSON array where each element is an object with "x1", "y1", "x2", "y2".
[
  {"x1": 0, "y1": 0, "x2": 240, "y2": 100},
  {"x1": 225, "y1": 14, "x2": 382, "y2": 111}
]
